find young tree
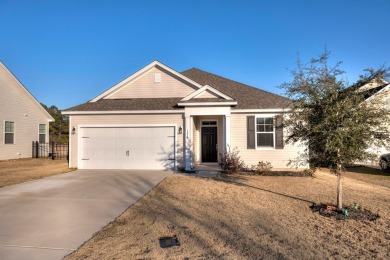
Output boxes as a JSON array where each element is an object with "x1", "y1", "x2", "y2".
[
  {"x1": 280, "y1": 51, "x2": 389, "y2": 209},
  {"x1": 41, "y1": 104, "x2": 69, "y2": 144}
]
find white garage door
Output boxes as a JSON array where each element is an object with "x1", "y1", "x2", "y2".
[{"x1": 79, "y1": 126, "x2": 175, "y2": 170}]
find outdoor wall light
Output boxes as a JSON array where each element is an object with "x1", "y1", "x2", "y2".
[
  {"x1": 178, "y1": 126, "x2": 182, "y2": 134},
  {"x1": 71, "y1": 127, "x2": 76, "y2": 135}
]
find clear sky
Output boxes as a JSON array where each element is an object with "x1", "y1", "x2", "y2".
[{"x1": 1, "y1": 0, "x2": 389, "y2": 109}]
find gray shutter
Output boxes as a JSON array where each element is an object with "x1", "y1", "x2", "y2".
[
  {"x1": 275, "y1": 115, "x2": 284, "y2": 149},
  {"x1": 247, "y1": 116, "x2": 255, "y2": 149}
]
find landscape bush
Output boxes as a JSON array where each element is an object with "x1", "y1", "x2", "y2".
[
  {"x1": 253, "y1": 161, "x2": 273, "y2": 174},
  {"x1": 218, "y1": 146, "x2": 244, "y2": 174}
]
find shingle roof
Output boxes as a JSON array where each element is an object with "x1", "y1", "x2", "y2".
[
  {"x1": 64, "y1": 67, "x2": 292, "y2": 112},
  {"x1": 64, "y1": 98, "x2": 183, "y2": 111},
  {"x1": 181, "y1": 68, "x2": 292, "y2": 109}
]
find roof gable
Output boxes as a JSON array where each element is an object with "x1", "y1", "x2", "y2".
[
  {"x1": 181, "y1": 68, "x2": 292, "y2": 109},
  {"x1": 0, "y1": 61, "x2": 54, "y2": 121},
  {"x1": 91, "y1": 61, "x2": 204, "y2": 102},
  {"x1": 181, "y1": 85, "x2": 234, "y2": 101}
]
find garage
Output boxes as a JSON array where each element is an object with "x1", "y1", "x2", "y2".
[{"x1": 79, "y1": 126, "x2": 176, "y2": 170}]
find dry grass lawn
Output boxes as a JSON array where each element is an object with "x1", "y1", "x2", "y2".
[
  {"x1": 67, "y1": 169, "x2": 390, "y2": 259},
  {"x1": 344, "y1": 166, "x2": 390, "y2": 189},
  {"x1": 0, "y1": 158, "x2": 73, "y2": 188}
]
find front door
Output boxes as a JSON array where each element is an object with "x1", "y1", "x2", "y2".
[{"x1": 202, "y1": 127, "x2": 218, "y2": 162}]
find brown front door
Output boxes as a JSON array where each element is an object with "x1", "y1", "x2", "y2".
[{"x1": 202, "y1": 127, "x2": 218, "y2": 162}]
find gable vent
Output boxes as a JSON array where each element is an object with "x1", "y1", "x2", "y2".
[{"x1": 154, "y1": 73, "x2": 161, "y2": 83}]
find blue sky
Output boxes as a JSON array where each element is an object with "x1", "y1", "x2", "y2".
[{"x1": 1, "y1": 0, "x2": 389, "y2": 109}]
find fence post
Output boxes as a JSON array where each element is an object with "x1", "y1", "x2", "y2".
[
  {"x1": 51, "y1": 141, "x2": 55, "y2": 160},
  {"x1": 35, "y1": 141, "x2": 39, "y2": 158}
]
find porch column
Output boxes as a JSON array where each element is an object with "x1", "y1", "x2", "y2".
[
  {"x1": 184, "y1": 115, "x2": 193, "y2": 171},
  {"x1": 224, "y1": 115, "x2": 231, "y2": 152}
]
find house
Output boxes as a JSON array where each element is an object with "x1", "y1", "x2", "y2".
[
  {"x1": 358, "y1": 77, "x2": 390, "y2": 160},
  {"x1": 62, "y1": 61, "x2": 306, "y2": 170},
  {"x1": 0, "y1": 61, "x2": 54, "y2": 160}
]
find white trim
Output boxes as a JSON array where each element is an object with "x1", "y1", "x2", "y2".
[
  {"x1": 232, "y1": 108, "x2": 289, "y2": 113},
  {"x1": 365, "y1": 83, "x2": 390, "y2": 102},
  {"x1": 224, "y1": 115, "x2": 231, "y2": 151},
  {"x1": 4, "y1": 120, "x2": 15, "y2": 145},
  {"x1": 178, "y1": 101, "x2": 237, "y2": 107},
  {"x1": 63, "y1": 107, "x2": 289, "y2": 115},
  {"x1": 77, "y1": 124, "x2": 177, "y2": 170},
  {"x1": 62, "y1": 110, "x2": 184, "y2": 115},
  {"x1": 69, "y1": 116, "x2": 72, "y2": 168},
  {"x1": 181, "y1": 85, "x2": 234, "y2": 101},
  {"x1": 0, "y1": 62, "x2": 54, "y2": 122},
  {"x1": 184, "y1": 116, "x2": 192, "y2": 171},
  {"x1": 200, "y1": 119, "x2": 218, "y2": 163},
  {"x1": 254, "y1": 115, "x2": 276, "y2": 150},
  {"x1": 78, "y1": 123, "x2": 178, "y2": 128},
  {"x1": 90, "y1": 60, "x2": 203, "y2": 102},
  {"x1": 37, "y1": 123, "x2": 47, "y2": 143}
]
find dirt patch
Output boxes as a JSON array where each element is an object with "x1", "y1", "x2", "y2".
[
  {"x1": 66, "y1": 170, "x2": 390, "y2": 259},
  {"x1": 0, "y1": 158, "x2": 73, "y2": 188}
]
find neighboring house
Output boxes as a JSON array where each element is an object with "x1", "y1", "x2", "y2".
[
  {"x1": 62, "y1": 61, "x2": 306, "y2": 170},
  {"x1": 0, "y1": 61, "x2": 54, "y2": 160},
  {"x1": 358, "y1": 78, "x2": 390, "y2": 159}
]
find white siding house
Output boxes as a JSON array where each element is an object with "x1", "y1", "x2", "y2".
[
  {"x1": 359, "y1": 78, "x2": 390, "y2": 161},
  {"x1": 63, "y1": 61, "x2": 307, "y2": 170},
  {"x1": 0, "y1": 61, "x2": 54, "y2": 160}
]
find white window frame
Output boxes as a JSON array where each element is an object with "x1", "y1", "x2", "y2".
[
  {"x1": 255, "y1": 115, "x2": 275, "y2": 150},
  {"x1": 38, "y1": 124, "x2": 46, "y2": 144},
  {"x1": 4, "y1": 121, "x2": 15, "y2": 145}
]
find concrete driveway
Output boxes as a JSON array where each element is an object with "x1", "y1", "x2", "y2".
[{"x1": 0, "y1": 169, "x2": 172, "y2": 260}]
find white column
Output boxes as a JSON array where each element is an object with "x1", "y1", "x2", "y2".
[
  {"x1": 224, "y1": 115, "x2": 231, "y2": 151},
  {"x1": 184, "y1": 115, "x2": 193, "y2": 171}
]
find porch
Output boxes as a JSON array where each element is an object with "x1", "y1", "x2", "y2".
[{"x1": 184, "y1": 111, "x2": 231, "y2": 171}]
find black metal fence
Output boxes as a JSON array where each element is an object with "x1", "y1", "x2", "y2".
[{"x1": 32, "y1": 141, "x2": 69, "y2": 160}]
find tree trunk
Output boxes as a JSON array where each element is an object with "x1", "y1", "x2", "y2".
[{"x1": 337, "y1": 170, "x2": 342, "y2": 209}]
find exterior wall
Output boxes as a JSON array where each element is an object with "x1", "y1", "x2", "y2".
[
  {"x1": 364, "y1": 86, "x2": 390, "y2": 162},
  {"x1": 69, "y1": 113, "x2": 184, "y2": 168},
  {"x1": 193, "y1": 115, "x2": 223, "y2": 164},
  {"x1": 230, "y1": 113, "x2": 307, "y2": 168},
  {"x1": 107, "y1": 67, "x2": 198, "y2": 99},
  {"x1": 0, "y1": 64, "x2": 51, "y2": 160}
]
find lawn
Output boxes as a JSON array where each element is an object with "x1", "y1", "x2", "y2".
[
  {"x1": 0, "y1": 158, "x2": 73, "y2": 188},
  {"x1": 66, "y1": 170, "x2": 390, "y2": 259}
]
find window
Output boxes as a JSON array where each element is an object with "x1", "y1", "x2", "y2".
[
  {"x1": 256, "y1": 117, "x2": 274, "y2": 147},
  {"x1": 202, "y1": 121, "x2": 217, "y2": 126},
  {"x1": 4, "y1": 121, "x2": 15, "y2": 144},
  {"x1": 39, "y1": 124, "x2": 46, "y2": 143}
]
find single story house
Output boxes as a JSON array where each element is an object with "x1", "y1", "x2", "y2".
[
  {"x1": 0, "y1": 61, "x2": 54, "y2": 160},
  {"x1": 62, "y1": 61, "x2": 306, "y2": 170}
]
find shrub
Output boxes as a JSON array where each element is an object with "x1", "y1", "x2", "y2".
[
  {"x1": 301, "y1": 168, "x2": 316, "y2": 177},
  {"x1": 219, "y1": 146, "x2": 244, "y2": 174},
  {"x1": 254, "y1": 161, "x2": 273, "y2": 174}
]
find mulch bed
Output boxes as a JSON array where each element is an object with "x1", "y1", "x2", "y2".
[{"x1": 310, "y1": 203, "x2": 380, "y2": 221}]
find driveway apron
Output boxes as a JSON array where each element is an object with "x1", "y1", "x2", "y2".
[{"x1": 0, "y1": 169, "x2": 172, "y2": 260}]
